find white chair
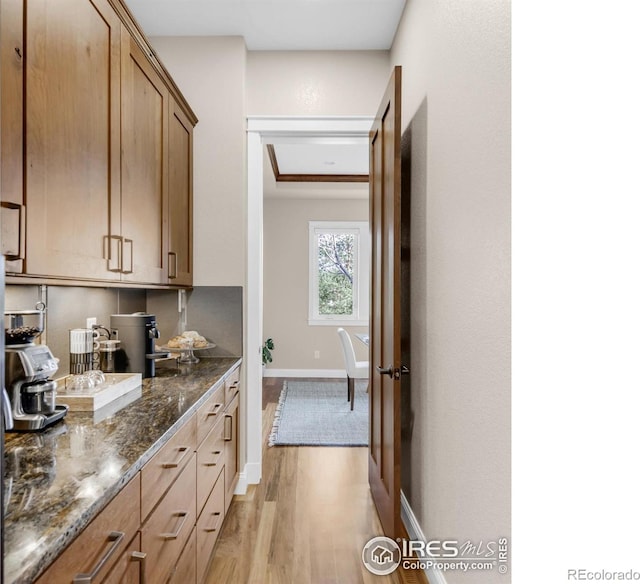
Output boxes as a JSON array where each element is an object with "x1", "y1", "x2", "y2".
[{"x1": 337, "y1": 328, "x2": 369, "y2": 411}]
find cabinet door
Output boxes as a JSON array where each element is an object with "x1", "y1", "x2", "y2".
[
  {"x1": 141, "y1": 456, "x2": 197, "y2": 584},
  {"x1": 24, "y1": 0, "x2": 122, "y2": 280},
  {"x1": 120, "y1": 31, "x2": 168, "y2": 284},
  {"x1": 167, "y1": 97, "x2": 194, "y2": 286},
  {"x1": 224, "y1": 393, "x2": 239, "y2": 512},
  {"x1": 0, "y1": 0, "x2": 25, "y2": 273},
  {"x1": 196, "y1": 471, "x2": 225, "y2": 584},
  {"x1": 168, "y1": 525, "x2": 197, "y2": 584}
]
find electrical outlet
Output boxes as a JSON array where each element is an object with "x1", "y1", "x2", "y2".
[
  {"x1": 314, "y1": 350, "x2": 320, "y2": 359},
  {"x1": 86, "y1": 317, "x2": 97, "y2": 329}
]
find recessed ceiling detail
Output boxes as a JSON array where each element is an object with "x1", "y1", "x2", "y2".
[{"x1": 267, "y1": 144, "x2": 369, "y2": 183}]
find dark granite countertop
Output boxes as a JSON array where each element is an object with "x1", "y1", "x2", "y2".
[{"x1": 2, "y1": 356, "x2": 242, "y2": 584}]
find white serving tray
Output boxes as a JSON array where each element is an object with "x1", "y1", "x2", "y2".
[{"x1": 57, "y1": 373, "x2": 143, "y2": 411}]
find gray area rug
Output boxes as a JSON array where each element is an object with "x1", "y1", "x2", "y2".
[{"x1": 269, "y1": 380, "x2": 369, "y2": 447}]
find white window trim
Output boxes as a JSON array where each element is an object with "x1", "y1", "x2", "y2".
[{"x1": 308, "y1": 220, "x2": 369, "y2": 327}]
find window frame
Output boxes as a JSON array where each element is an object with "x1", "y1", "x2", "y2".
[{"x1": 308, "y1": 220, "x2": 369, "y2": 326}]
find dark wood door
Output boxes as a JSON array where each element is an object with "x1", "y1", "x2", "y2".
[{"x1": 369, "y1": 66, "x2": 403, "y2": 538}]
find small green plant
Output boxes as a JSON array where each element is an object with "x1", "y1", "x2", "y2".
[{"x1": 261, "y1": 338, "x2": 275, "y2": 366}]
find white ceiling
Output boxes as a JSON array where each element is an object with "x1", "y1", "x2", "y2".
[
  {"x1": 126, "y1": 0, "x2": 406, "y2": 51},
  {"x1": 126, "y1": 0, "x2": 402, "y2": 198}
]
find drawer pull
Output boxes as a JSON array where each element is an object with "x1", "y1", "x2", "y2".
[
  {"x1": 73, "y1": 531, "x2": 124, "y2": 583},
  {"x1": 160, "y1": 511, "x2": 190, "y2": 540},
  {"x1": 131, "y1": 551, "x2": 147, "y2": 584},
  {"x1": 224, "y1": 415, "x2": 233, "y2": 441},
  {"x1": 203, "y1": 512, "x2": 223, "y2": 533},
  {"x1": 168, "y1": 251, "x2": 177, "y2": 279},
  {"x1": 203, "y1": 449, "x2": 223, "y2": 467},
  {"x1": 207, "y1": 403, "x2": 223, "y2": 417},
  {"x1": 161, "y1": 446, "x2": 189, "y2": 469}
]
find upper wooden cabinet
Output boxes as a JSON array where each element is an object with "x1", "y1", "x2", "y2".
[
  {"x1": 0, "y1": 0, "x2": 25, "y2": 273},
  {"x1": 168, "y1": 98, "x2": 194, "y2": 286},
  {"x1": 0, "y1": 0, "x2": 197, "y2": 287},
  {"x1": 22, "y1": 0, "x2": 122, "y2": 281},
  {"x1": 120, "y1": 30, "x2": 169, "y2": 284}
]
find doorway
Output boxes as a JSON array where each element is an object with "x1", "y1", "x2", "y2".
[{"x1": 245, "y1": 116, "x2": 374, "y2": 486}]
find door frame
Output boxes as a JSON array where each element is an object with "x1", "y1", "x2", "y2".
[{"x1": 245, "y1": 116, "x2": 374, "y2": 484}]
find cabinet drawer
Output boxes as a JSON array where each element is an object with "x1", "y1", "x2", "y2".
[
  {"x1": 141, "y1": 415, "x2": 196, "y2": 520},
  {"x1": 36, "y1": 474, "x2": 141, "y2": 584},
  {"x1": 196, "y1": 418, "x2": 225, "y2": 517},
  {"x1": 103, "y1": 533, "x2": 145, "y2": 584},
  {"x1": 196, "y1": 383, "x2": 225, "y2": 445},
  {"x1": 196, "y1": 470, "x2": 226, "y2": 584},
  {"x1": 224, "y1": 367, "x2": 240, "y2": 404},
  {"x1": 141, "y1": 456, "x2": 197, "y2": 584},
  {"x1": 168, "y1": 525, "x2": 196, "y2": 584}
]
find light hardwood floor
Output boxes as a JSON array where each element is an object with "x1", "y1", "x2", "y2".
[{"x1": 204, "y1": 378, "x2": 426, "y2": 584}]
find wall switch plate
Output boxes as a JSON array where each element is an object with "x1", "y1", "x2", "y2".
[
  {"x1": 314, "y1": 350, "x2": 320, "y2": 359},
  {"x1": 86, "y1": 317, "x2": 97, "y2": 329}
]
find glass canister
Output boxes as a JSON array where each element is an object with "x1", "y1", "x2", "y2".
[{"x1": 99, "y1": 339, "x2": 120, "y2": 373}]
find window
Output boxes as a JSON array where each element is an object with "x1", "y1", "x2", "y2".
[{"x1": 308, "y1": 221, "x2": 369, "y2": 326}]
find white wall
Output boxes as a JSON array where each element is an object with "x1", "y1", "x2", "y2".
[
  {"x1": 150, "y1": 36, "x2": 247, "y2": 286},
  {"x1": 391, "y1": 1, "x2": 511, "y2": 583},
  {"x1": 263, "y1": 197, "x2": 369, "y2": 372},
  {"x1": 247, "y1": 51, "x2": 389, "y2": 115}
]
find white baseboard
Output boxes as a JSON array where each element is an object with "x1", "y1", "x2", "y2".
[
  {"x1": 244, "y1": 461, "x2": 262, "y2": 485},
  {"x1": 401, "y1": 490, "x2": 447, "y2": 584},
  {"x1": 234, "y1": 463, "x2": 261, "y2": 496},
  {"x1": 234, "y1": 471, "x2": 248, "y2": 495},
  {"x1": 262, "y1": 368, "x2": 346, "y2": 378}
]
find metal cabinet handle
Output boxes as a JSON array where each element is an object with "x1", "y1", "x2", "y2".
[
  {"x1": 131, "y1": 551, "x2": 147, "y2": 584},
  {"x1": 203, "y1": 450, "x2": 223, "y2": 467},
  {"x1": 1, "y1": 202, "x2": 25, "y2": 260},
  {"x1": 161, "y1": 446, "x2": 189, "y2": 469},
  {"x1": 168, "y1": 251, "x2": 177, "y2": 279},
  {"x1": 224, "y1": 414, "x2": 233, "y2": 441},
  {"x1": 105, "y1": 235, "x2": 122, "y2": 272},
  {"x1": 376, "y1": 365, "x2": 394, "y2": 378},
  {"x1": 73, "y1": 531, "x2": 124, "y2": 583},
  {"x1": 122, "y1": 238, "x2": 134, "y2": 274},
  {"x1": 203, "y1": 511, "x2": 223, "y2": 533},
  {"x1": 207, "y1": 403, "x2": 223, "y2": 417},
  {"x1": 160, "y1": 511, "x2": 189, "y2": 540}
]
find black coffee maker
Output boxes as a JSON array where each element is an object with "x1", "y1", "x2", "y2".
[{"x1": 110, "y1": 313, "x2": 169, "y2": 378}]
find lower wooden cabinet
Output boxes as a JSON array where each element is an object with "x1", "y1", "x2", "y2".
[
  {"x1": 196, "y1": 469, "x2": 226, "y2": 584},
  {"x1": 140, "y1": 455, "x2": 197, "y2": 584},
  {"x1": 224, "y1": 392, "x2": 240, "y2": 512},
  {"x1": 35, "y1": 474, "x2": 141, "y2": 584},
  {"x1": 140, "y1": 415, "x2": 197, "y2": 521},
  {"x1": 36, "y1": 365, "x2": 241, "y2": 584},
  {"x1": 168, "y1": 525, "x2": 197, "y2": 584},
  {"x1": 103, "y1": 533, "x2": 146, "y2": 584}
]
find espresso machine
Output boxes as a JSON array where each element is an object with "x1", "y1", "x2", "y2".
[
  {"x1": 4, "y1": 309, "x2": 68, "y2": 431},
  {"x1": 110, "y1": 313, "x2": 169, "y2": 378}
]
